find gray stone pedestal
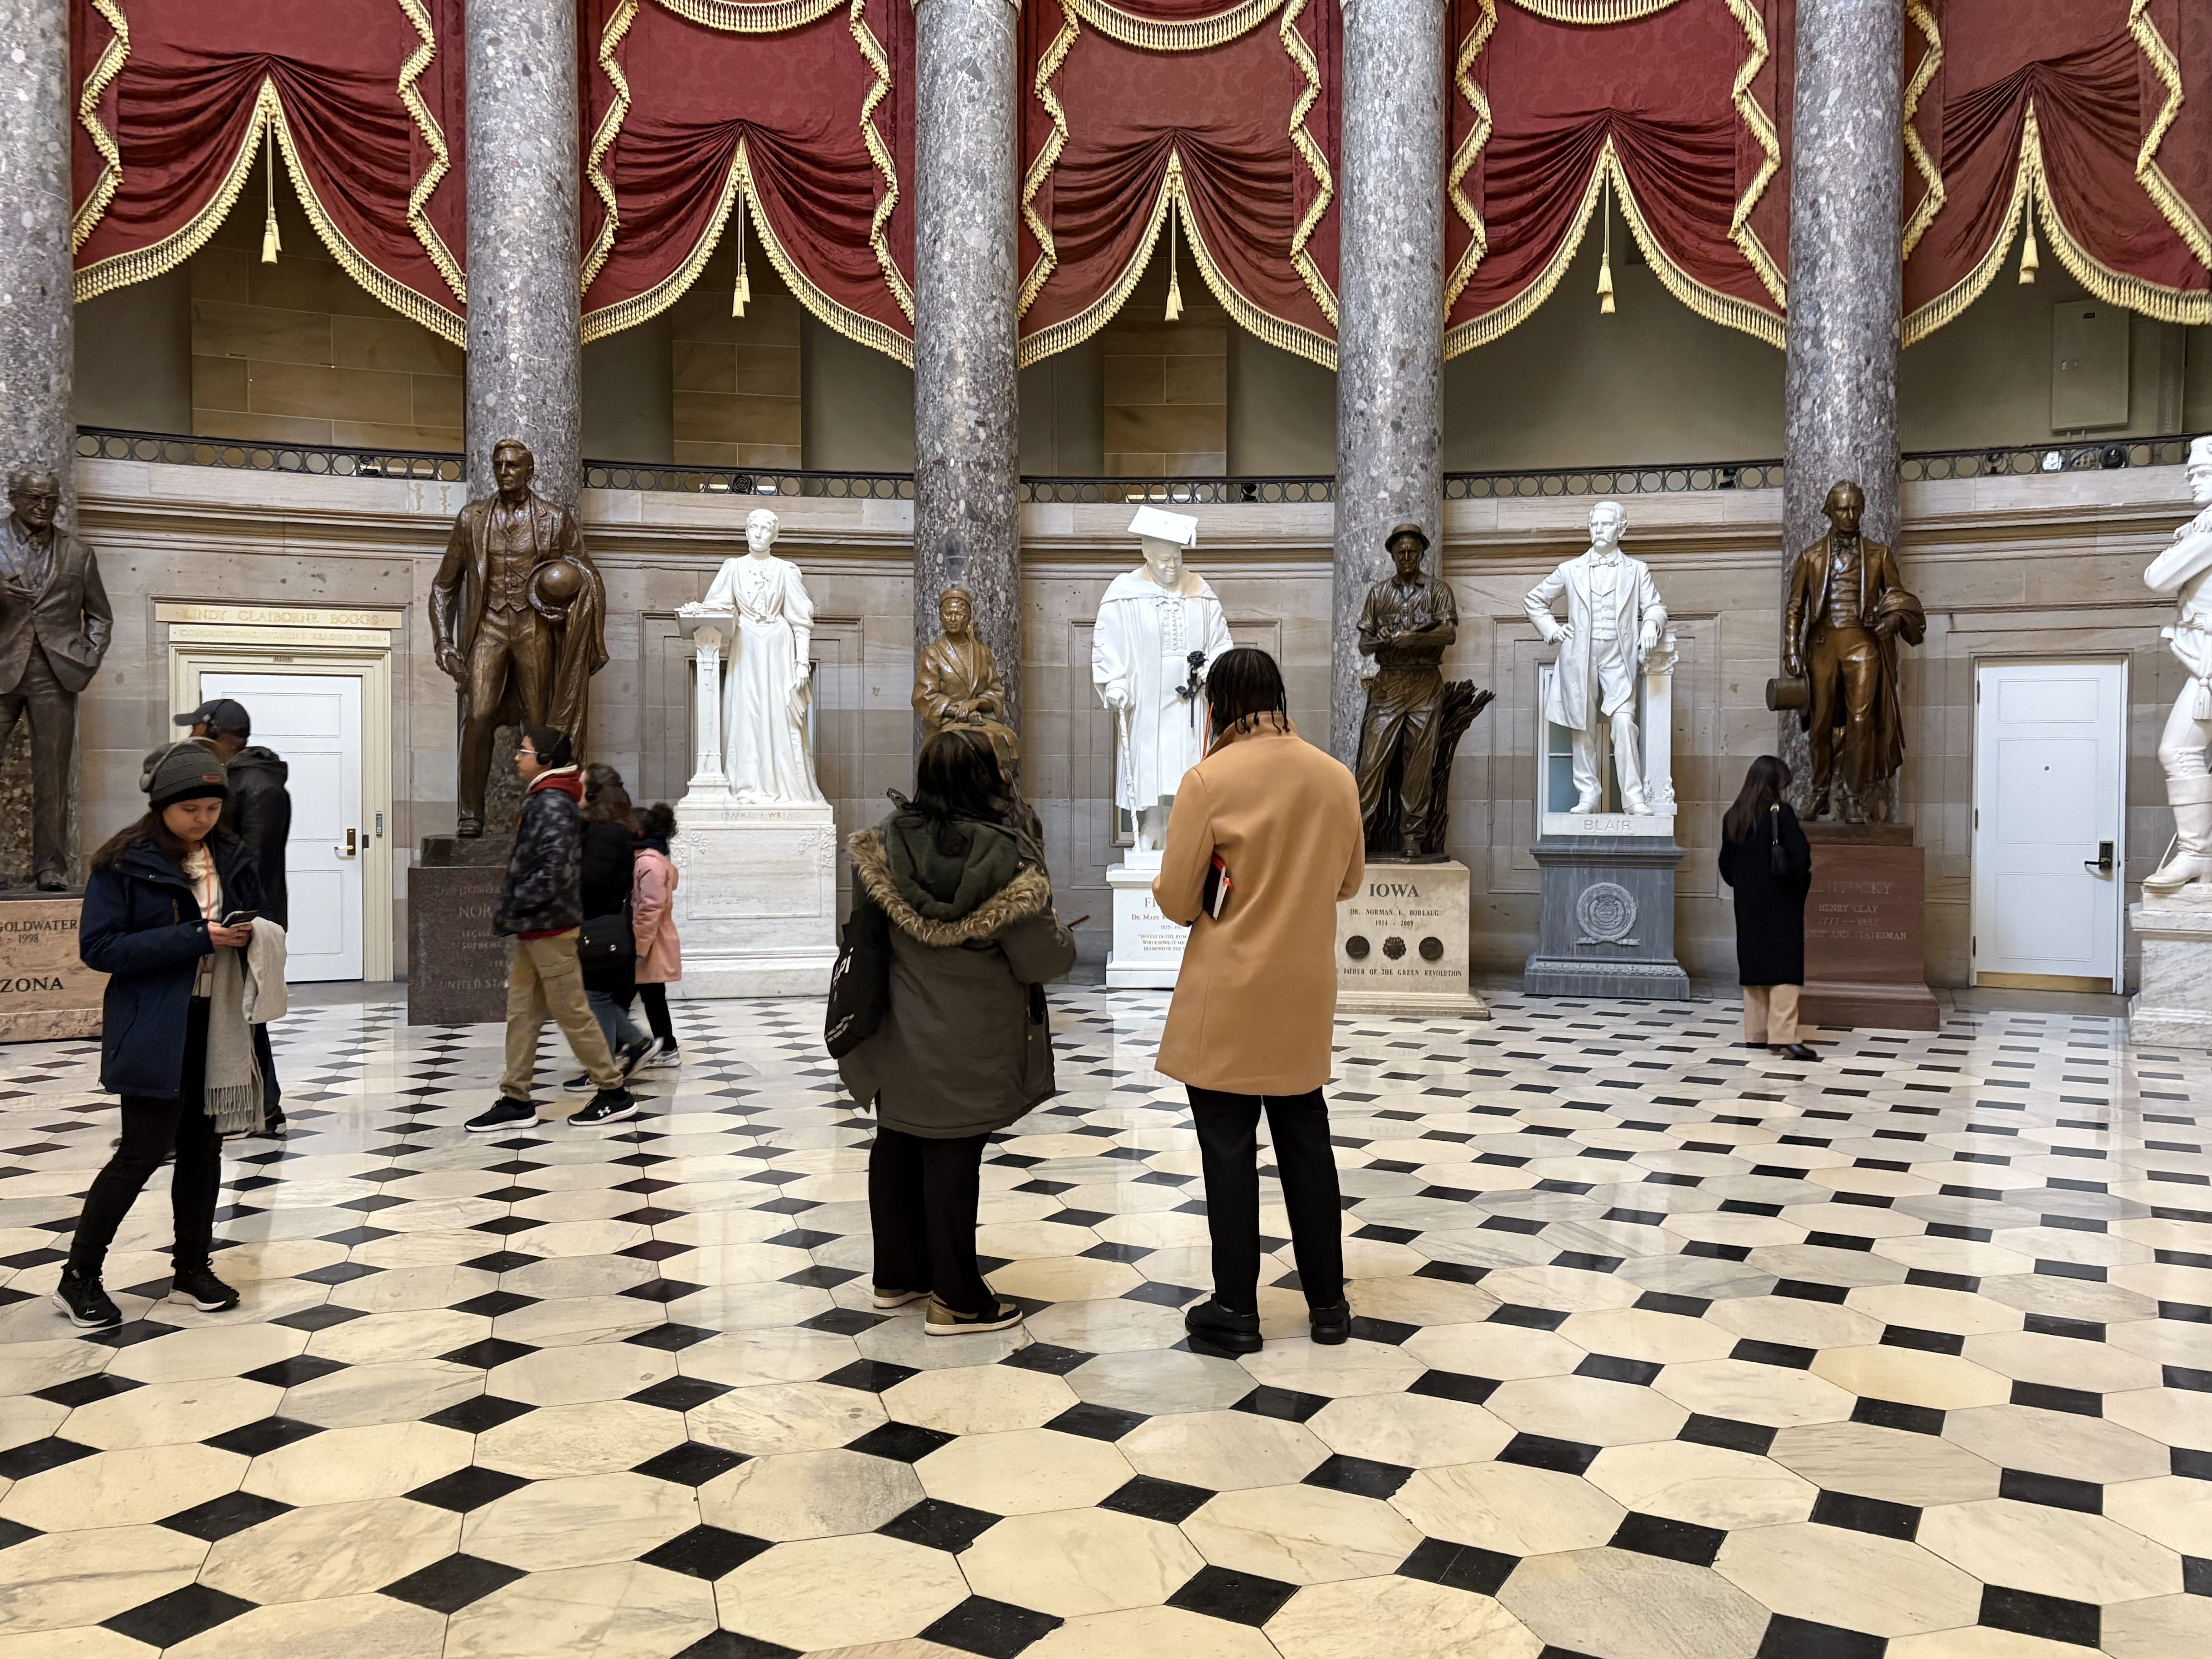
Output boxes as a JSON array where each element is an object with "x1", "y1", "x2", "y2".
[
  {"x1": 2129, "y1": 898, "x2": 2212, "y2": 1048},
  {"x1": 1524, "y1": 838, "x2": 1690, "y2": 1000},
  {"x1": 408, "y1": 836, "x2": 512, "y2": 1026}
]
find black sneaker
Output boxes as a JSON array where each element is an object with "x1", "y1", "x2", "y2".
[
  {"x1": 466, "y1": 1097, "x2": 540, "y2": 1134},
  {"x1": 618, "y1": 1038, "x2": 653, "y2": 1079},
  {"x1": 1309, "y1": 1300, "x2": 1351, "y2": 1345},
  {"x1": 560, "y1": 1071, "x2": 592, "y2": 1092},
  {"x1": 1772, "y1": 1043, "x2": 1818, "y2": 1062},
  {"x1": 573, "y1": 1088, "x2": 639, "y2": 1126},
  {"x1": 258, "y1": 1107, "x2": 289, "y2": 1138},
  {"x1": 52, "y1": 1269, "x2": 121, "y2": 1329},
  {"x1": 925, "y1": 1296, "x2": 1025, "y2": 1336},
  {"x1": 171, "y1": 1262, "x2": 240, "y2": 1312},
  {"x1": 1184, "y1": 1298, "x2": 1262, "y2": 1355}
]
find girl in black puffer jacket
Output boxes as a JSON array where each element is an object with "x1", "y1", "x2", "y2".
[{"x1": 577, "y1": 765, "x2": 651, "y2": 1077}]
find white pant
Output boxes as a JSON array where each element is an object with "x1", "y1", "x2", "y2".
[
  {"x1": 1570, "y1": 651, "x2": 1642, "y2": 807},
  {"x1": 2159, "y1": 687, "x2": 2212, "y2": 781}
]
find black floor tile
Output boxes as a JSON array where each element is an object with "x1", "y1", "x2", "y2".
[
  {"x1": 918, "y1": 1595, "x2": 1062, "y2": 1658},
  {"x1": 1165, "y1": 1564, "x2": 1300, "y2": 1626},
  {"x1": 1610, "y1": 1511, "x2": 1726, "y2": 1567},
  {"x1": 846, "y1": 1420, "x2": 957, "y2": 1463},
  {"x1": 1754, "y1": 1613, "x2": 1889, "y2": 1659},
  {"x1": 879, "y1": 1498, "x2": 1002, "y2": 1554},
  {"x1": 159, "y1": 1489, "x2": 293, "y2": 1542},
  {"x1": 406, "y1": 1465, "x2": 532, "y2": 1512},
  {"x1": 640, "y1": 1524, "x2": 775, "y2": 1579},
  {"x1": 103, "y1": 1582, "x2": 256, "y2": 1647},
  {"x1": 1397, "y1": 1536, "x2": 1517, "y2": 1597},
  {"x1": 1498, "y1": 1433, "x2": 1599, "y2": 1476},
  {"x1": 634, "y1": 1441, "x2": 749, "y2": 1486},
  {"x1": 1810, "y1": 1489, "x2": 1920, "y2": 1540},
  {"x1": 1303, "y1": 1453, "x2": 1413, "y2": 1500},
  {"x1": 1979, "y1": 1584, "x2": 2099, "y2": 1648},
  {"x1": 1101, "y1": 1476, "x2": 1212, "y2": 1524},
  {"x1": 378, "y1": 1551, "x2": 530, "y2": 1614}
]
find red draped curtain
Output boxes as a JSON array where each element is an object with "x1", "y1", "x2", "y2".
[
  {"x1": 1446, "y1": 0, "x2": 1789, "y2": 356},
  {"x1": 578, "y1": 0, "x2": 915, "y2": 361},
  {"x1": 71, "y1": 0, "x2": 467, "y2": 345},
  {"x1": 1016, "y1": 0, "x2": 1341, "y2": 367},
  {"x1": 1902, "y1": 0, "x2": 2212, "y2": 342}
]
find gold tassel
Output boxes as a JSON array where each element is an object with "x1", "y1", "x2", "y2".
[
  {"x1": 259, "y1": 120, "x2": 281, "y2": 265},
  {"x1": 1597, "y1": 173, "x2": 1616, "y2": 314},
  {"x1": 731, "y1": 188, "x2": 751, "y2": 317},
  {"x1": 1163, "y1": 197, "x2": 1184, "y2": 322},
  {"x1": 2018, "y1": 205, "x2": 2040, "y2": 284}
]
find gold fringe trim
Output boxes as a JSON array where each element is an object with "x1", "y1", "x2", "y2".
[
  {"x1": 850, "y1": 0, "x2": 912, "y2": 319},
  {"x1": 1506, "y1": 0, "x2": 1685, "y2": 22},
  {"x1": 2130, "y1": 0, "x2": 2212, "y2": 273},
  {"x1": 1017, "y1": 159, "x2": 1177, "y2": 365},
  {"x1": 581, "y1": 140, "x2": 915, "y2": 364},
  {"x1": 395, "y1": 0, "x2": 465, "y2": 303},
  {"x1": 1018, "y1": 7, "x2": 1080, "y2": 314},
  {"x1": 1722, "y1": 0, "x2": 1783, "y2": 308},
  {"x1": 656, "y1": 0, "x2": 848, "y2": 32},
  {"x1": 1901, "y1": 0, "x2": 1943, "y2": 259},
  {"x1": 1281, "y1": 0, "x2": 1336, "y2": 325},
  {"x1": 1902, "y1": 106, "x2": 2035, "y2": 345},
  {"x1": 1445, "y1": 0, "x2": 1495, "y2": 315},
  {"x1": 1172, "y1": 156, "x2": 1337, "y2": 367},
  {"x1": 1060, "y1": 0, "x2": 1284, "y2": 54},
  {"x1": 71, "y1": 0, "x2": 128, "y2": 251},
  {"x1": 582, "y1": 0, "x2": 640, "y2": 297},
  {"x1": 1446, "y1": 140, "x2": 1783, "y2": 356}
]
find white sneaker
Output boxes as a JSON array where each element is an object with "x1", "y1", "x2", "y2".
[{"x1": 640, "y1": 1038, "x2": 683, "y2": 1070}]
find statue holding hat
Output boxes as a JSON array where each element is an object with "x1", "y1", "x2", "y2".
[
  {"x1": 429, "y1": 439, "x2": 608, "y2": 836},
  {"x1": 684, "y1": 507, "x2": 825, "y2": 806},
  {"x1": 2143, "y1": 437, "x2": 2212, "y2": 895},
  {"x1": 1092, "y1": 506, "x2": 1233, "y2": 856},
  {"x1": 1359, "y1": 522, "x2": 1486, "y2": 860}
]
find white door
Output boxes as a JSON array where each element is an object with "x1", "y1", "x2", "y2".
[
  {"x1": 1972, "y1": 661, "x2": 2127, "y2": 991},
  {"x1": 198, "y1": 672, "x2": 365, "y2": 982}
]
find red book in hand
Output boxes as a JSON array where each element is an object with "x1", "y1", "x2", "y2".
[{"x1": 1201, "y1": 853, "x2": 1232, "y2": 920}]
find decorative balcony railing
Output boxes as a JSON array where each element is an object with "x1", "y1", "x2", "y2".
[{"x1": 76, "y1": 428, "x2": 465, "y2": 482}]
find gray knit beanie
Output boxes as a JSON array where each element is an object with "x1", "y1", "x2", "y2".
[{"x1": 141, "y1": 740, "x2": 228, "y2": 809}]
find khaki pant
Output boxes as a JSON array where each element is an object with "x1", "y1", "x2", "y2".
[
  {"x1": 1743, "y1": 983, "x2": 1801, "y2": 1045},
  {"x1": 502, "y1": 931, "x2": 624, "y2": 1102}
]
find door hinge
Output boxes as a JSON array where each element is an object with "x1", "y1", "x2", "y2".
[{"x1": 1974, "y1": 807, "x2": 1979, "y2": 830}]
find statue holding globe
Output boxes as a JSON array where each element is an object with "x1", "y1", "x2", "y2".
[{"x1": 430, "y1": 438, "x2": 609, "y2": 835}]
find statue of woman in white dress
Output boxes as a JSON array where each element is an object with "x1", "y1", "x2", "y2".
[{"x1": 691, "y1": 509, "x2": 825, "y2": 805}]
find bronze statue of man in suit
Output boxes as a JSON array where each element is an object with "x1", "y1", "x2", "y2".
[
  {"x1": 0, "y1": 472, "x2": 112, "y2": 888},
  {"x1": 430, "y1": 440, "x2": 608, "y2": 835},
  {"x1": 1355, "y1": 523, "x2": 1460, "y2": 859},
  {"x1": 1781, "y1": 480, "x2": 1925, "y2": 821}
]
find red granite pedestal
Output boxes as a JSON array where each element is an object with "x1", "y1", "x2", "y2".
[{"x1": 1800, "y1": 822, "x2": 1941, "y2": 1032}]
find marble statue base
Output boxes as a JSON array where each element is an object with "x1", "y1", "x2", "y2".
[
  {"x1": 1106, "y1": 863, "x2": 1186, "y2": 989},
  {"x1": 0, "y1": 893, "x2": 104, "y2": 1042},
  {"x1": 1524, "y1": 836, "x2": 1691, "y2": 1000},
  {"x1": 408, "y1": 836, "x2": 512, "y2": 1025},
  {"x1": 1336, "y1": 859, "x2": 1488, "y2": 1017},
  {"x1": 671, "y1": 797, "x2": 839, "y2": 999},
  {"x1": 2129, "y1": 896, "x2": 2212, "y2": 1048}
]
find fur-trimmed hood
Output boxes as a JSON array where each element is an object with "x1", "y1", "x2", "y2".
[{"x1": 849, "y1": 827, "x2": 1051, "y2": 948}]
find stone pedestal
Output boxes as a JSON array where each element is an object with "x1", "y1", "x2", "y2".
[
  {"x1": 1106, "y1": 863, "x2": 1185, "y2": 990},
  {"x1": 407, "y1": 836, "x2": 511, "y2": 1025},
  {"x1": 671, "y1": 801, "x2": 839, "y2": 999},
  {"x1": 1337, "y1": 860, "x2": 1488, "y2": 1016},
  {"x1": 1524, "y1": 838, "x2": 1690, "y2": 1000},
  {"x1": 2128, "y1": 898, "x2": 2212, "y2": 1048},
  {"x1": 1801, "y1": 822, "x2": 1940, "y2": 1031},
  {"x1": 0, "y1": 893, "x2": 104, "y2": 1042}
]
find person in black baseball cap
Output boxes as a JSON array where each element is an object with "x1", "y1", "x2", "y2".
[{"x1": 174, "y1": 697, "x2": 251, "y2": 742}]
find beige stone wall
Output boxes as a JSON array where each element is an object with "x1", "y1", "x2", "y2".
[
  {"x1": 668, "y1": 248, "x2": 803, "y2": 468},
  {"x1": 1100, "y1": 250, "x2": 1228, "y2": 476},
  {"x1": 187, "y1": 171, "x2": 464, "y2": 451},
  {"x1": 70, "y1": 455, "x2": 2197, "y2": 991}
]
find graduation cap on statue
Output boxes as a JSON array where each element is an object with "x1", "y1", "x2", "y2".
[{"x1": 1128, "y1": 506, "x2": 1199, "y2": 550}]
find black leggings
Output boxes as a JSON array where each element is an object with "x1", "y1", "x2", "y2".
[
  {"x1": 638, "y1": 982, "x2": 675, "y2": 1046},
  {"x1": 867, "y1": 1125, "x2": 993, "y2": 1315},
  {"x1": 68, "y1": 998, "x2": 222, "y2": 1277}
]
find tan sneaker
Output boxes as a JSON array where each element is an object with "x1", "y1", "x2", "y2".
[{"x1": 924, "y1": 1296, "x2": 1024, "y2": 1336}]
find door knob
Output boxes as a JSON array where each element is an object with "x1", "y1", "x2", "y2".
[
  {"x1": 335, "y1": 827, "x2": 358, "y2": 859},
  {"x1": 2083, "y1": 839, "x2": 2114, "y2": 874}
]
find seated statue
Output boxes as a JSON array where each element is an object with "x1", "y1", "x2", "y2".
[{"x1": 913, "y1": 586, "x2": 1020, "y2": 778}]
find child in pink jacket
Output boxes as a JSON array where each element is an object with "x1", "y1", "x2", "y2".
[{"x1": 631, "y1": 803, "x2": 683, "y2": 1067}]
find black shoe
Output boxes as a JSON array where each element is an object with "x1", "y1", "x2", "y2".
[
  {"x1": 256, "y1": 1107, "x2": 289, "y2": 1139},
  {"x1": 618, "y1": 1038, "x2": 653, "y2": 1079},
  {"x1": 573, "y1": 1088, "x2": 639, "y2": 1126},
  {"x1": 1772, "y1": 1043, "x2": 1817, "y2": 1062},
  {"x1": 925, "y1": 1296, "x2": 1025, "y2": 1336},
  {"x1": 52, "y1": 1269, "x2": 121, "y2": 1329},
  {"x1": 560, "y1": 1071, "x2": 592, "y2": 1092},
  {"x1": 1184, "y1": 1298, "x2": 1262, "y2": 1355},
  {"x1": 1309, "y1": 1301, "x2": 1351, "y2": 1345},
  {"x1": 171, "y1": 1262, "x2": 239, "y2": 1312},
  {"x1": 467, "y1": 1097, "x2": 540, "y2": 1133}
]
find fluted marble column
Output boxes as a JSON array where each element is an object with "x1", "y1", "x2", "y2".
[
  {"x1": 1332, "y1": 0, "x2": 1447, "y2": 764},
  {"x1": 912, "y1": 0, "x2": 1022, "y2": 732},
  {"x1": 0, "y1": 0, "x2": 74, "y2": 498},
  {"x1": 1782, "y1": 0, "x2": 1904, "y2": 786},
  {"x1": 466, "y1": 0, "x2": 582, "y2": 503}
]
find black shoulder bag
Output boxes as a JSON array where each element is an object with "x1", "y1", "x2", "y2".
[
  {"x1": 1767, "y1": 803, "x2": 1788, "y2": 876},
  {"x1": 825, "y1": 891, "x2": 892, "y2": 1057},
  {"x1": 577, "y1": 903, "x2": 635, "y2": 966}
]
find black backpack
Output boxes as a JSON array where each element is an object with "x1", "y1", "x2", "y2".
[{"x1": 824, "y1": 889, "x2": 892, "y2": 1058}]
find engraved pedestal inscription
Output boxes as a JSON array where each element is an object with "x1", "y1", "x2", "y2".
[
  {"x1": 1799, "y1": 825, "x2": 1939, "y2": 1031},
  {"x1": 672, "y1": 803, "x2": 839, "y2": 999},
  {"x1": 1107, "y1": 864, "x2": 1188, "y2": 990},
  {"x1": 407, "y1": 846, "x2": 511, "y2": 1026},
  {"x1": 0, "y1": 895, "x2": 105, "y2": 1042},
  {"x1": 1337, "y1": 860, "x2": 1488, "y2": 1016}
]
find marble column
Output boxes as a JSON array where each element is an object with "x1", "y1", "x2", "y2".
[
  {"x1": 1333, "y1": 0, "x2": 1447, "y2": 764},
  {"x1": 466, "y1": 0, "x2": 582, "y2": 504},
  {"x1": 0, "y1": 0, "x2": 75, "y2": 495},
  {"x1": 912, "y1": 0, "x2": 1022, "y2": 734},
  {"x1": 1782, "y1": 0, "x2": 1904, "y2": 798}
]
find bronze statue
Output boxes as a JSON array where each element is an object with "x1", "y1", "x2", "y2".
[
  {"x1": 0, "y1": 471, "x2": 112, "y2": 888},
  {"x1": 913, "y1": 586, "x2": 1020, "y2": 778},
  {"x1": 430, "y1": 440, "x2": 608, "y2": 836},
  {"x1": 1778, "y1": 480, "x2": 1925, "y2": 821},
  {"x1": 1353, "y1": 523, "x2": 1492, "y2": 860}
]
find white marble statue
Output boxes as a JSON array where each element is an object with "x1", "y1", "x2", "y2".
[
  {"x1": 1524, "y1": 500, "x2": 1668, "y2": 815},
  {"x1": 680, "y1": 508, "x2": 825, "y2": 806},
  {"x1": 1092, "y1": 506, "x2": 1233, "y2": 855},
  {"x1": 2144, "y1": 436, "x2": 2212, "y2": 895}
]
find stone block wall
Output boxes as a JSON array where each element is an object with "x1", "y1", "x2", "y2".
[
  {"x1": 1100, "y1": 252, "x2": 1228, "y2": 477},
  {"x1": 667, "y1": 249, "x2": 804, "y2": 469}
]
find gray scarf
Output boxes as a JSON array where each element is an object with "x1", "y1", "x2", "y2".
[{"x1": 203, "y1": 946, "x2": 262, "y2": 1133}]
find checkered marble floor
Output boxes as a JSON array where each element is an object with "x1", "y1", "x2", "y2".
[{"x1": 0, "y1": 988, "x2": 2207, "y2": 1659}]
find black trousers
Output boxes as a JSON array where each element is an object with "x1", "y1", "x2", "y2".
[
  {"x1": 868, "y1": 1125, "x2": 993, "y2": 1315},
  {"x1": 639, "y1": 982, "x2": 675, "y2": 1046},
  {"x1": 1189, "y1": 1085, "x2": 1344, "y2": 1313},
  {"x1": 68, "y1": 998, "x2": 222, "y2": 1277},
  {"x1": 254, "y1": 1021, "x2": 281, "y2": 1113}
]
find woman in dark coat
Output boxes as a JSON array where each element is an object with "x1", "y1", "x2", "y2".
[
  {"x1": 839, "y1": 733, "x2": 1075, "y2": 1337},
  {"x1": 1719, "y1": 754, "x2": 1815, "y2": 1060},
  {"x1": 572, "y1": 764, "x2": 651, "y2": 1081},
  {"x1": 56, "y1": 742, "x2": 267, "y2": 1329}
]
